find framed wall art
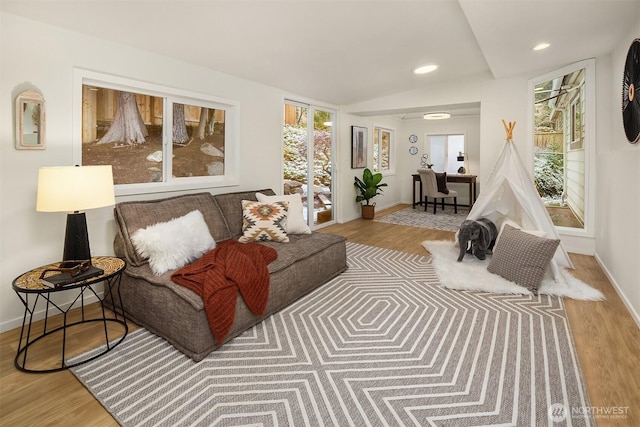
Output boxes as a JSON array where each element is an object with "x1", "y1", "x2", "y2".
[
  {"x1": 15, "y1": 89, "x2": 46, "y2": 150},
  {"x1": 351, "y1": 126, "x2": 367, "y2": 169}
]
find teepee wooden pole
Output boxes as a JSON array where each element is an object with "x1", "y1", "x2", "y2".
[{"x1": 502, "y1": 120, "x2": 516, "y2": 140}]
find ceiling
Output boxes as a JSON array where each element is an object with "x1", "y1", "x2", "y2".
[{"x1": 1, "y1": 0, "x2": 638, "y2": 110}]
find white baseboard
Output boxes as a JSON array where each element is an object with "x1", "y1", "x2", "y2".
[
  {"x1": 594, "y1": 253, "x2": 640, "y2": 329},
  {"x1": 378, "y1": 201, "x2": 401, "y2": 210},
  {"x1": 0, "y1": 292, "x2": 103, "y2": 334},
  {"x1": 559, "y1": 233, "x2": 595, "y2": 256},
  {"x1": 338, "y1": 202, "x2": 401, "y2": 224}
]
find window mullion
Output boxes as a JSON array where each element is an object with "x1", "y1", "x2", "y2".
[{"x1": 164, "y1": 97, "x2": 173, "y2": 183}]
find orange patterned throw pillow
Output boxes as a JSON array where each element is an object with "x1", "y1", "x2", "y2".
[{"x1": 239, "y1": 200, "x2": 289, "y2": 243}]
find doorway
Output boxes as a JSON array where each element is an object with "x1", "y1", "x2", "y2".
[
  {"x1": 283, "y1": 101, "x2": 335, "y2": 228},
  {"x1": 533, "y1": 67, "x2": 586, "y2": 229}
]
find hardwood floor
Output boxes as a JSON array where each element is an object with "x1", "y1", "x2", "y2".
[
  {"x1": 0, "y1": 303, "x2": 134, "y2": 426},
  {"x1": 1, "y1": 204, "x2": 638, "y2": 426},
  {"x1": 547, "y1": 205, "x2": 584, "y2": 228}
]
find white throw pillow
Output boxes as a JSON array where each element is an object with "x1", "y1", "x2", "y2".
[
  {"x1": 131, "y1": 210, "x2": 216, "y2": 275},
  {"x1": 255, "y1": 192, "x2": 311, "y2": 234}
]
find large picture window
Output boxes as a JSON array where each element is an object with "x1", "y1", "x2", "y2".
[{"x1": 74, "y1": 69, "x2": 239, "y2": 195}]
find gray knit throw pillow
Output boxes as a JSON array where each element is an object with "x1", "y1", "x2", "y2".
[{"x1": 487, "y1": 224, "x2": 560, "y2": 294}]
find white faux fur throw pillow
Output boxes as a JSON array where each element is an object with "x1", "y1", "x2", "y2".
[
  {"x1": 131, "y1": 210, "x2": 215, "y2": 275},
  {"x1": 255, "y1": 192, "x2": 311, "y2": 234}
]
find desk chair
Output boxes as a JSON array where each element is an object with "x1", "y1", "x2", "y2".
[{"x1": 417, "y1": 169, "x2": 458, "y2": 214}]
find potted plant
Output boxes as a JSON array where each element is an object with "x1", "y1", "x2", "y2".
[{"x1": 354, "y1": 168, "x2": 388, "y2": 219}]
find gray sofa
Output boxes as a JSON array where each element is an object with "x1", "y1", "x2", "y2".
[{"x1": 112, "y1": 189, "x2": 347, "y2": 361}]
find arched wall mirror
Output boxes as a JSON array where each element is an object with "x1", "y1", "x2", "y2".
[
  {"x1": 528, "y1": 58, "x2": 595, "y2": 235},
  {"x1": 15, "y1": 89, "x2": 46, "y2": 150}
]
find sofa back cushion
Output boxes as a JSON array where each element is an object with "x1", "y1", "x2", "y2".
[
  {"x1": 213, "y1": 189, "x2": 275, "y2": 240},
  {"x1": 114, "y1": 192, "x2": 230, "y2": 266}
]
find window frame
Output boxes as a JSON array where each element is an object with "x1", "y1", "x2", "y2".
[
  {"x1": 426, "y1": 133, "x2": 466, "y2": 174},
  {"x1": 73, "y1": 68, "x2": 240, "y2": 196},
  {"x1": 569, "y1": 94, "x2": 584, "y2": 151},
  {"x1": 372, "y1": 125, "x2": 395, "y2": 175},
  {"x1": 282, "y1": 99, "x2": 337, "y2": 229}
]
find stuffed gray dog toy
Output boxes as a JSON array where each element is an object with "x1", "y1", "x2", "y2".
[{"x1": 457, "y1": 218, "x2": 498, "y2": 261}]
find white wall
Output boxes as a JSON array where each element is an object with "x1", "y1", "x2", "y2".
[
  {"x1": 336, "y1": 114, "x2": 403, "y2": 223},
  {"x1": 595, "y1": 20, "x2": 640, "y2": 325},
  {"x1": 0, "y1": 13, "x2": 309, "y2": 331}
]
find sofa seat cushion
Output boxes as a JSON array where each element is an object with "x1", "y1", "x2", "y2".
[
  {"x1": 123, "y1": 232, "x2": 346, "y2": 312},
  {"x1": 124, "y1": 264, "x2": 205, "y2": 311},
  {"x1": 260, "y1": 233, "x2": 347, "y2": 275}
]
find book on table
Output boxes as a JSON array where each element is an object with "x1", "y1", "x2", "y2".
[{"x1": 40, "y1": 264, "x2": 104, "y2": 288}]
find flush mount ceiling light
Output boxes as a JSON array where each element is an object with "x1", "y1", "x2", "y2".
[
  {"x1": 423, "y1": 112, "x2": 450, "y2": 120},
  {"x1": 413, "y1": 64, "x2": 438, "y2": 75},
  {"x1": 533, "y1": 43, "x2": 550, "y2": 51}
]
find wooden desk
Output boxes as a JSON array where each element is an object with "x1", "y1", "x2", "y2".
[{"x1": 412, "y1": 173, "x2": 477, "y2": 208}]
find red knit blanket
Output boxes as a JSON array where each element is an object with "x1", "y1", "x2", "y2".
[{"x1": 171, "y1": 239, "x2": 277, "y2": 345}]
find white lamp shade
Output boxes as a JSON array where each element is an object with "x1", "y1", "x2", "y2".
[{"x1": 37, "y1": 165, "x2": 115, "y2": 212}]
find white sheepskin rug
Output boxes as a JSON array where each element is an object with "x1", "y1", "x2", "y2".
[{"x1": 423, "y1": 240, "x2": 605, "y2": 301}]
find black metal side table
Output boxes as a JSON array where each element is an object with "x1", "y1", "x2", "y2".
[{"x1": 12, "y1": 256, "x2": 127, "y2": 373}]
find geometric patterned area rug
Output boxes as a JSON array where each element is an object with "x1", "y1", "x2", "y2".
[
  {"x1": 71, "y1": 242, "x2": 593, "y2": 426},
  {"x1": 374, "y1": 206, "x2": 468, "y2": 231}
]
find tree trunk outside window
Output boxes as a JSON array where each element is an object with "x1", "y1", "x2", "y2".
[
  {"x1": 173, "y1": 103, "x2": 189, "y2": 144},
  {"x1": 98, "y1": 91, "x2": 147, "y2": 145}
]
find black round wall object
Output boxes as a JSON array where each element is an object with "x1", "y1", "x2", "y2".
[{"x1": 622, "y1": 38, "x2": 640, "y2": 144}]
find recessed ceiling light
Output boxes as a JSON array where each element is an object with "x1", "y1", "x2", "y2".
[
  {"x1": 423, "y1": 112, "x2": 450, "y2": 120},
  {"x1": 414, "y1": 64, "x2": 438, "y2": 75},
  {"x1": 533, "y1": 43, "x2": 550, "y2": 51}
]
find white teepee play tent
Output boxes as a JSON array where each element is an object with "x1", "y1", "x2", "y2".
[{"x1": 465, "y1": 121, "x2": 574, "y2": 280}]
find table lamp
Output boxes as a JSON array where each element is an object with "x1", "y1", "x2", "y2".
[
  {"x1": 456, "y1": 151, "x2": 469, "y2": 174},
  {"x1": 36, "y1": 165, "x2": 115, "y2": 275}
]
